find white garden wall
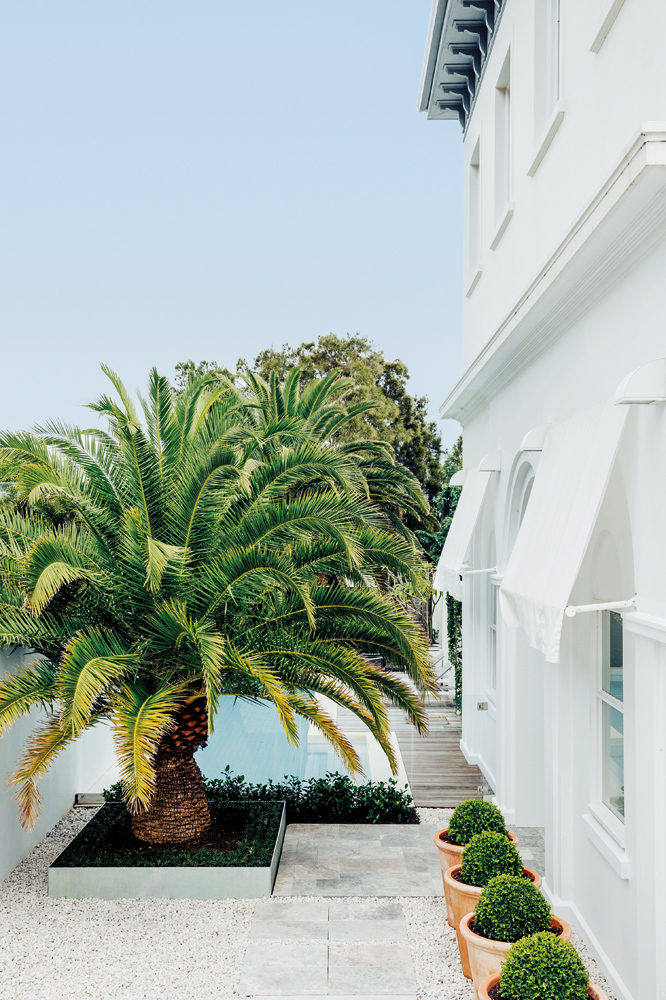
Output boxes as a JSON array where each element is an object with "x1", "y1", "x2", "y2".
[{"x1": 0, "y1": 647, "x2": 118, "y2": 884}]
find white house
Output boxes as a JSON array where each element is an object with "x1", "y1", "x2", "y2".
[{"x1": 420, "y1": 2, "x2": 666, "y2": 998}]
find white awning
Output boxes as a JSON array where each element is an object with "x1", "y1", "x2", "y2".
[
  {"x1": 433, "y1": 468, "x2": 493, "y2": 600},
  {"x1": 500, "y1": 400, "x2": 629, "y2": 663}
]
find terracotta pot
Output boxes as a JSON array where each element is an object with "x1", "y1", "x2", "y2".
[
  {"x1": 478, "y1": 972, "x2": 606, "y2": 999},
  {"x1": 444, "y1": 865, "x2": 541, "y2": 979},
  {"x1": 434, "y1": 828, "x2": 519, "y2": 924},
  {"x1": 460, "y1": 911, "x2": 570, "y2": 997}
]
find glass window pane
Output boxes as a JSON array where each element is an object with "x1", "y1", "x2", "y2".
[
  {"x1": 602, "y1": 700, "x2": 624, "y2": 818},
  {"x1": 603, "y1": 611, "x2": 623, "y2": 701}
]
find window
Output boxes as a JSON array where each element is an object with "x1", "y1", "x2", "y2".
[
  {"x1": 534, "y1": 0, "x2": 562, "y2": 133},
  {"x1": 599, "y1": 611, "x2": 624, "y2": 821},
  {"x1": 468, "y1": 138, "x2": 481, "y2": 275},
  {"x1": 546, "y1": 0, "x2": 561, "y2": 116},
  {"x1": 488, "y1": 581, "x2": 498, "y2": 693},
  {"x1": 494, "y1": 51, "x2": 512, "y2": 218}
]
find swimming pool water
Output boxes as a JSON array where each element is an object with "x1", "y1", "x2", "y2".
[{"x1": 195, "y1": 697, "x2": 370, "y2": 785}]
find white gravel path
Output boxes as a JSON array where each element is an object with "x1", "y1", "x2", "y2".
[
  {"x1": 0, "y1": 808, "x2": 617, "y2": 1000},
  {"x1": 416, "y1": 807, "x2": 454, "y2": 828}
]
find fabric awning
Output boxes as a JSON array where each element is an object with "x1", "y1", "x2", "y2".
[
  {"x1": 500, "y1": 400, "x2": 629, "y2": 664},
  {"x1": 433, "y1": 468, "x2": 493, "y2": 601}
]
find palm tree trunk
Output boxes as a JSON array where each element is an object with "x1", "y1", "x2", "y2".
[{"x1": 131, "y1": 744, "x2": 211, "y2": 845}]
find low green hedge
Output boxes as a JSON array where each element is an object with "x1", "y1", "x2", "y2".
[
  {"x1": 447, "y1": 798, "x2": 507, "y2": 846},
  {"x1": 499, "y1": 932, "x2": 590, "y2": 1000},
  {"x1": 53, "y1": 800, "x2": 282, "y2": 868},
  {"x1": 103, "y1": 768, "x2": 416, "y2": 824},
  {"x1": 460, "y1": 831, "x2": 523, "y2": 887},
  {"x1": 474, "y1": 874, "x2": 551, "y2": 942}
]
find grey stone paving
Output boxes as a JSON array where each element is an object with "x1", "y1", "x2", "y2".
[
  {"x1": 273, "y1": 824, "x2": 443, "y2": 898},
  {"x1": 512, "y1": 826, "x2": 545, "y2": 877},
  {"x1": 239, "y1": 900, "x2": 416, "y2": 997}
]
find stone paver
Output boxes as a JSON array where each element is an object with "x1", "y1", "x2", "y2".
[
  {"x1": 273, "y1": 825, "x2": 442, "y2": 897},
  {"x1": 239, "y1": 900, "x2": 416, "y2": 997}
]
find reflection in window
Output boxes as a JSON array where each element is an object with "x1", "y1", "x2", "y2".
[
  {"x1": 488, "y1": 583, "x2": 498, "y2": 692},
  {"x1": 600, "y1": 611, "x2": 624, "y2": 819}
]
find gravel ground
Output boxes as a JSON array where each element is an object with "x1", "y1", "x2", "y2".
[
  {"x1": 416, "y1": 807, "x2": 453, "y2": 828},
  {"x1": 0, "y1": 808, "x2": 617, "y2": 1000}
]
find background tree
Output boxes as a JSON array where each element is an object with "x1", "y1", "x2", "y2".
[
  {"x1": 417, "y1": 434, "x2": 462, "y2": 561},
  {"x1": 0, "y1": 368, "x2": 436, "y2": 844},
  {"x1": 175, "y1": 333, "x2": 445, "y2": 504}
]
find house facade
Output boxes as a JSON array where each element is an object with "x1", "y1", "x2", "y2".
[{"x1": 420, "y1": 2, "x2": 666, "y2": 999}]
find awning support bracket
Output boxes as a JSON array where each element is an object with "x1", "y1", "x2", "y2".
[
  {"x1": 461, "y1": 565, "x2": 497, "y2": 577},
  {"x1": 565, "y1": 598, "x2": 636, "y2": 618}
]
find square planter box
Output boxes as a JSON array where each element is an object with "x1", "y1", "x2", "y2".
[{"x1": 48, "y1": 800, "x2": 286, "y2": 900}]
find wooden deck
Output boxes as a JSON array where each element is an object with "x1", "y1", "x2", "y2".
[{"x1": 388, "y1": 697, "x2": 486, "y2": 808}]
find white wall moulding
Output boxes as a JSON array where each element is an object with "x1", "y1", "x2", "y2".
[
  {"x1": 527, "y1": 100, "x2": 566, "y2": 177},
  {"x1": 622, "y1": 611, "x2": 666, "y2": 640},
  {"x1": 614, "y1": 357, "x2": 666, "y2": 404},
  {"x1": 590, "y1": 0, "x2": 627, "y2": 54},
  {"x1": 434, "y1": 467, "x2": 494, "y2": 600},
  {"x1": 519, "y1": 424, "x2": 550, "y2": 451},
  {"x1": 440, "y1": 124, "x2": 666, "y2": 423},
  {"x1": 499, "y1": 400, "x2": 629, "y2": 663},
  {"x1": 479, "y1": 451, "x2": 502, "y2": 471},
  {"x1": 582, "y1": 812, "x2": 630, "y2": 878},
  {"x1": 465, "y1": 265, "x2": 483, "y2": 298},
  {"x1": 449, "y1": 468, "x2": 467, "y2": 487},
  {"x1": 490, "y1": 203, "x2": 514, "y2": 250}
]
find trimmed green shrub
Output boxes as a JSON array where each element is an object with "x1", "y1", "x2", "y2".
[
  {"x1": 499, "y1": 932, "x2": 590, "y2": 1000},
  {"x1": 474, "y1": 874, "x2": 551, "y2": 942},
  {"x1": 447, "y1": 798, "x2": 507, "y2": 846},
  {"x1": 460, "y1": 831, "x2": 523, "y2": 887},
  {"x1": 104, "y1": 768, "x2": 416, "y2": 825}
]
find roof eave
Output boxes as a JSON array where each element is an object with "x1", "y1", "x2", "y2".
[{"x1": 417, "y1": 0, "x2": 449, "y2": 113}]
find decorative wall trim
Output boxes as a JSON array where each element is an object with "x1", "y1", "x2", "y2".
[
  {"x1": 528, "y1": 101, "x2": 566, "y2": 177},
  {"x1": 622, "y1": 610, "x2": 666, "y2": 641},
  {"x1": 440, "y1": 125, "x2": 666, "y2": 422},
  {"x1": 465, "y1": 264, "x2": 483, "y2": 298},
  {"x1": 590, "y1": 0, "x2": 627, "y2": 54},
  {"x1": 490, "y1": 202, "x2": 515, "y2": 250}
]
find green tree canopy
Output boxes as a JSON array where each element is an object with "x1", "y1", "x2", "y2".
[
  {"x1": 175, "y1": 333, "x2": 445, "y2": 504},
  {"x1": 417, "y1": 435, "x2": 462, "y2": 562}
]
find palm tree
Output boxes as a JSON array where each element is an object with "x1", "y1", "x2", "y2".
[{"x1": 0, "y1": 368, "x2": 436, "y2": 845}]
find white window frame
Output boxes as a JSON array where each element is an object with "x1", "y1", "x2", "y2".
[
  {"x1": 487, "y1": 577, "x2": 500, "y2": 701},
  {"x1": 546, "y1": 0, "x2": 561, "y2": 117},
  {"x1": 590, "y1": 610, "x2": 625, "y2": 845},
  {"x1": 466, "y1": 136, "x2": 483, "y2": 296}
]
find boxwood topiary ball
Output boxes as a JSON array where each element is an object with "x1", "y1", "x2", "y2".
[
  {"x1": 447, "y1": 799, "x2": 507, "y2": 846},
  {"x1": 474, "y1": 873, "x2": 551, "y2": 942},
  {"x1": 460, "y1": 831, "x2": 524, "y2": 888},
  {"x1": 498, "y1": 931, "x2": 590, "y2": 1000}
]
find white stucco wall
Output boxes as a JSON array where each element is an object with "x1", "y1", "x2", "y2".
[
  {"x1": 0, "y1": 647, "x2": 118, "y2": 884},
  {"x1": 423, "y1": 1, "x2": 666, "y2": 998}
]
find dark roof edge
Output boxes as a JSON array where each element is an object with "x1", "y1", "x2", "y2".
[{"x1": 417, "y1": 0, "x2": 449, "y2": 112}]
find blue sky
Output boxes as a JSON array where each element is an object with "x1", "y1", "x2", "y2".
[{"x1": 1, "y1": 1, "x2": 463, "y2": 448}]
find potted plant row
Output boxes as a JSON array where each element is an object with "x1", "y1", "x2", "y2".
[
  {"x1": 434, "y1": 799, "x2": 519, "y2": 921},
  {"x1": 435, "y1": 800, "x2": 607, "y2": 999},
  {"x1": 479, "y1": 932, "x2": 607, "y2": 999},
  {"x1": 459, "y1": 873, "x2": 569, "y2": 993},
  {"x1": 444, "y1": 830, "x2": 540, "y2": 977}
]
